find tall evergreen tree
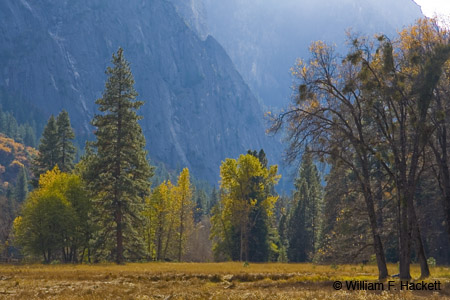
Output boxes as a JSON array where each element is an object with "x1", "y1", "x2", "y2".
[
  {"x1": 247, "y1": 149, "x2": 276, "y2": 262},
  {"x1": 31, "y1": 115, "x2": 59, "y2": 187},
  {"x1": 208, "y1": 186, "x2": 218, "y2": 214},
  {"x1": 287, "y1": 178, "x2": 307, "y2": 262},
  {"x1": 23, "y1": 125, "x2": 36, "y2": 148},
  {"x1": 88, "y1": 48, "x2": 153, "y2": 264},
  {"x1": 277, "y1": 209, "x2": 288, "y2": 262},
  {"x1": 56, "y1": 110, "x2": 76, "y2": 172},
  {"x1": 287, "y1": 151, "x2": 322, "y2": 262},
  {"x1": 13, "y1": 167, "x2": 28, "y2": 208}
]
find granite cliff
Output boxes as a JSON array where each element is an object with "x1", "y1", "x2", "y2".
[
  {"x1": 0, "y1": 0, "x2": 281, "y2": 184},
  {"x1": 203, "y1": 0, "x2": 424, "y2": 107}
]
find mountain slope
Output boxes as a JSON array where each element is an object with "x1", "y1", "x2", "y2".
[
  {"x1": 203, "y1": 0, "x2": 423, "y2": 107},
  {"x1": 0, "y1": 0, "x2": 282, "y2": 184}
]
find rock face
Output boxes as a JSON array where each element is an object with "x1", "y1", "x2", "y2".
[
  {"x1": 0, "y1": 0, "x2": 281, "y2": 184},
  {"x1": 203, "y1": 0, "x2": 423, "y2": 107},
  {"x1": 168, "y1": 0, "x2": 209, "y2": 40}
]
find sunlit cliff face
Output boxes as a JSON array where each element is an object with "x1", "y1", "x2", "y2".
[{"x1": 201, "y1": 0, "x2": 423, "y2": 108}]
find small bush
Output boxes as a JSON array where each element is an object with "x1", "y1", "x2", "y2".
[{"x1": 427, "y1": 257, "x2": 436, "y2": 268}]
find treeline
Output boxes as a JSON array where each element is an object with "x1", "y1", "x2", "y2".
[
  {"x1": 8, "y1": 48, "x2": 219, "y2": 264},
  {"x1": 271, "y1": 18, "x2": 450, "y2": 279},
  {"x1": 5, "y1": 19, "x2": 450, "y2": 275},
  {"x1": 6, "y1": 48, "x2": 287, "y2": 265},
  {"x1": 0, "y1": 135, "x2": 36, "y2": 259},
  {"x1": 0, "y1": 88, "x2": 47, "y2": 148},
  {"x1": 0, "y1": 110, "x2": 36, "y2": 148},
  {"x1": 0, "y1": 90, "x2": 45, "y2": 255}
]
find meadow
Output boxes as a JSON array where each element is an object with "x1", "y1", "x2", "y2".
[{"x1": 0, "y1": 263, "x2": 449, "y2": 299}]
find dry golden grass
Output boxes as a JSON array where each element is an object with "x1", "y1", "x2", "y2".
[{"x1": 0, "y1": 263, "x2": 449, "y2": 299}]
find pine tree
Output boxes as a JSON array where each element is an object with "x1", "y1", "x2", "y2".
[
  {"x1": 208, "y1": 186, "x2": 218, "y2": 214},
  {"x1": 89, "y1": 48, "x2": 153, "y2": 264},
  {"x1": 287, "y1": 151, "x2": 322, "y2": 262},
  {"x1": 193, "y1": 189, "x2": 207, "y2": 223},
  {"x1": 23, "y1": 125, "x2": 36, "y2": 148},
  {"x1": 287, "y1": 178, "x2": 307, "y2": 262},
  {"x1": 31, "y1": 115, "x2": 59, "y2": 187},
  {"x1": 247, "y1": 149, "x2": 275, "y2": 262},
  {"x1": 56, "y1": 110, "x2": 76, "y2": 172},
  {"x1": 13, "y1": 167, "x2": 28, "y2": 208},
  {"x1": 277, "y1": 211, "x2": 288, "y2": 262}
]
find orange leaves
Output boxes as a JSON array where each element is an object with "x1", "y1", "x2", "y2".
[
  {"x1": 309, "y1": 40, "x2": 328, "y2": 56},
  {"x1": 0, "y1": 133, "x2": 35, "y2": 186},
  {"x1": 399, "y1": 18, "x2": 448, "y2": 53}
]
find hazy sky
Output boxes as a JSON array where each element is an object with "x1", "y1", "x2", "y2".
[{"x1": 414, "y1": 0, "x2": 450, "y2": 18}]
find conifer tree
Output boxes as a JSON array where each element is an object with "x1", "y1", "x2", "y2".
[
  {"x1": 287, "y1": 178, "x2": 307, "y2": 262},
  {"x1": 24, "y1": 125, "x2": 36, "y2": 148},
  {"x1": 56, "y1": 110, "x2": 76, "y2": 172},
  {"x1": 287, "y1": 151, "x2": 322, "y2": 262},
  {"x1": 31, "y1": 115, "x2": 59, "y2": 187},
  {"x1": 277, "y1": 211, "x2": 288, "y2": 262},
  {"x1": 247, "y1": 149, "x2": 275, "y2": 262},
  {"x1": 89, "y1": 48, "x2": 153, "y2": 264},
  {"x1": 193, "y1": 189, "x2": 207, "y2": 223},
  {"x1": 13, "y1": 167, "x2": 28, "y2": 207},
  {"x1": 208, "y1": 186, "x2": 218, "y2": 214}
]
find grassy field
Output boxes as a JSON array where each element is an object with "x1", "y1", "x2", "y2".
[{"x1": 0, "y1": 262, "x2": 449, "y2": 299}]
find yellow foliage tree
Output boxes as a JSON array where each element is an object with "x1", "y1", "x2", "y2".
[
  {"x1": 174, "y1": 168, "x2": 193, "y2": 261},
  {"x1": 13, "y1": 166, "x2": 91, "y2": 263},
  {"x1": 211, "y1": 153, "x2": 280, "y2": 261}
]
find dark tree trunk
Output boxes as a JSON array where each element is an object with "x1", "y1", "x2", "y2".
[
  {"x1": 363, "y1": 183, "x2": 389, "y2": 279},
  {"x1": 398, "y1": 191, "x2": 411, "y2": 280},
  {"x1": 157, "y1": 224, "x2": 162, "y2": 261},
  {"x1": 115, "y1": 96, "x2": 123, "y2": 264},
  {"x1": 178, "y1": 206, "x2": 184, "y2": 262},
  {"x1": 432, "y1": 120, "x2": 450, "y2": 245},
  {"x1": 361, "y1": 161, "x2": 389, "y2": 279},
  {"x1": 408, "y1": 201, "x2": 430, "y2": 278},
  {"x1": 115, "y1": 204, "x2": 124, "y2": 264}
]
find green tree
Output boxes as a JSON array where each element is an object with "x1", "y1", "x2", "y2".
[
  {"x1": 211, "y1": 153, "x2": 280, "y2": 261},
  {"x1": 13, "y1": 167, "x2": 90, "y2": 263},
  {"x1": 31, "y1": 115, "x2": 59, "y2": 187},
  {"x1": 13, "y1": 166, "x2": 28, "y2": 205},
  {"x1": 277, "y1": 210, "x2": 288, "y2": 262},
  {"x1": 23, "y1": 125, "x2": 36, "y2": 148},
  {"x1": 88, "y1": 48, "x2": 153, "y2": 264},
  {"x1": 193, "y1": 189, "x2": 207, "y2": 223},
  {"x1": 247, "y1": 149, "x2": 278, "y2": 262},
  {"x1": 56, "y1": 110, "x2": 76, "y2": 173},
  {"x1": 287, "y1": 151, "x2": 322, "y2": 262},
  {"x1": 208, "y1": 186, "x2": 218, "y2": 214}
]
